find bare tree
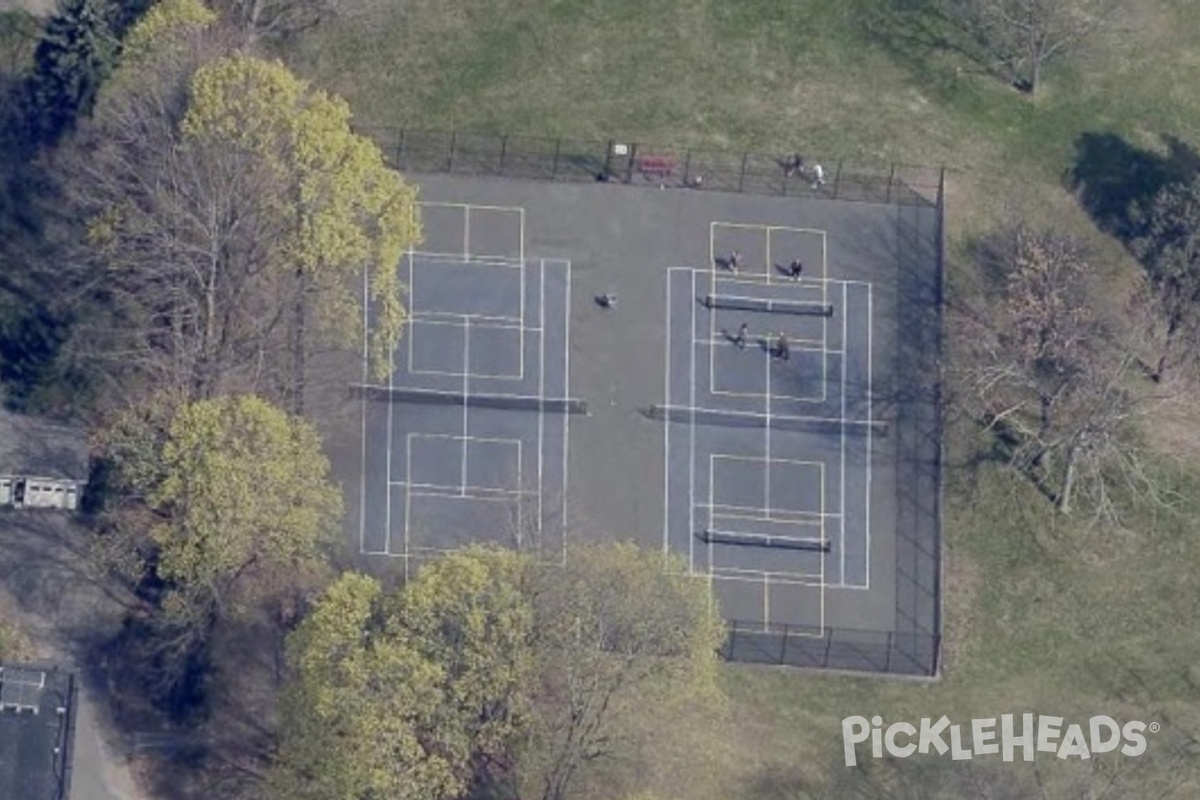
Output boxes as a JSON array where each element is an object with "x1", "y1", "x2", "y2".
[
  {"x1": 958, "y1": 224, "x2": 1169, "y2": 519},
  {"x1": 1127, "y1": 175, "x2": 1200, "y2": 383},
  {"x1": 210, "y1": 0, "x2": 339, "y2": 43},
  {"x1": 949, "y1": 0, "x2": 1124, "y2": 93}
]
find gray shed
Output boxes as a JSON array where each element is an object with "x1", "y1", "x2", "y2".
[{"x1": 0, "y1": 410, "x2": 89, "y2": 512}]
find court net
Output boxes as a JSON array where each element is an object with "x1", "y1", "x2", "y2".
[
  {"x1": 646, "y1": 404, "x2": 886, "y2": 436},
  {"x1": 352, "y1": 384, "x2": 588, "y2": 413},
  {"x1": 703, "y1": 294, "x2": 833, "y2": 317},
  {"x1": 699, "y1": 529, "x2": 831, "y2": 552}
]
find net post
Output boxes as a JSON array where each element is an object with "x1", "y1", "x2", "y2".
[
  {"x1": 552, "y1": 137, "x2": 561, "y2": 179},
  {"x1": 447, "y1": 130, "x2": 456, "y2": 172},
  {"x1": 738, "y1": 151, "x2": 748, "y2": 192},
  {"x1": 499, "y1": 135, "x2": 508, "y2": 174},
  {"x1": 833, "y1": 158, "x2": 844, "y2": 199},
  {"x1": 887, "y1": 163, "x2": 896, "y2": 203}
]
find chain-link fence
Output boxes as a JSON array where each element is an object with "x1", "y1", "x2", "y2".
[
  {"x1": 360, "y1": 127, "x2": 943, "y2": 207},
  {"x1": 722, "y1": 623, "x2": 940, "y2": 675}
]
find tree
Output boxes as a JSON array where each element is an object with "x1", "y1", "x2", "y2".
[
  {"x1": 1128, "y1": 176, "x2": 1200, "y2": 383},
  {"x1": 392, "y1": 547, "x2": 536, "y2": 792},
  {"x1": 273, "y1": 544, "x2": 726, "y2": 800},
  {"x1": 210, "y1": 0, "x2": 339, "y2": 43},
  {"x1": 58, "y1": 46, "x2": 419, "y2": 411},
  {"x1": 149, "y1": 394, "x2": 341, "y2": 610},
  {"x1": 948, "y1": 0, "x2": 1123, "y2": 94},
  {"x1": 272, "y1": 572, "x2": 460, "y2": 800},
  {"x1": 522, "y1": 543, "x2": 725, "y2": 800},
  {"x1": 958, "y1": 224, "x2": 1158, "y2": 517}
]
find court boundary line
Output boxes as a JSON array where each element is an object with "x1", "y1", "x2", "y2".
[
  {"x1": 537, "y1": 259, "x2": 545, "y2": 550},
  {"x1": 561, "y1": 259, "x2": 571, "y2": 566},
  {"x1": 865, "y1": 282, "x2": 874, "y2": 589},
  {"x1": 689, "y1": 269, "x2": 698, "y2": 575},
  {"x1": 358, "y1": 264, "x2": 371, "y2": 554},
  {"x1": 663, "y1": 269, "x2": 672, "y2": 560},
  {"x1": 840, "y1": 282, "x2": 848, "y2": 586}
]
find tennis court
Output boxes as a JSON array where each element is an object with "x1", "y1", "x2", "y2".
[
  {"x1": 348, "y1": 166, "x2": 943, "y2": 675},
  {"x1": 357, "y1": 201, "x2": 576, "y2": 577}
]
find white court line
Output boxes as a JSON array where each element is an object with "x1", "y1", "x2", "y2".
[
  {"x1": 865, "y1": 282, "x2": 874, "y2": 590},
  {"x1": 663, "y1": 269, "x2": 672, "y2": 559},
  {"x1": 420, "y1": 200, "x2": 527, "y2": 213},
  {"x1": 764, "y1": 335, "x2": 772, "y2": 513},
  {"x1": 708, "y1": 502, "x2": 835, "y2": 521},
  {"x1": 705, "y1": 334, "x2": 830, "y2": 353},
  {"x1": 358, "y1": 263, "x2": 370, "y2": 554},
  {"x1": 763, "y1": 572, "x2": 770, "y2": 632},
  {"x1": 689, "y1": 269, "x2": 698, "y2": 575},
  {"x1": 713, "y1": 571, "x2": 827, "y2": 587},
  {"x1": 711, "y1": 454, "x2": 824, "y2": 467},
  {"x1": 662, "y1": 404, "x2": 884, "y2": 430},
  {"x1": 461, "y1": 319, "x2": 470, "y2": 492},
  {"x1": 840, "y1": 281, "x2": 848, "y2": 586},
  {"x1": 562, "y1": 260, "x2": 571, "y2": 566},
  {"x1": 519, "y1": 207, "x2": 526, "y2": 269},
  {"x1": 399, "y1": 482, "x2": 527, "y2": 498},
  {"x1": 519, "y1": 258, "x2": 526, "y2": 386},
  {"x1": 822, "y1": 230, "x2": 829, "y2": 402},
  {"x1": 408, "y1": 251, "x2": 526, "y2": 270},
  {"x1": 708, "y1": 454, "x2": 716, "y2": 579},
  {"x1": 412, "y1": 310, "x2": 527, "y2": 326},
  {"x1": 537, "y1": 260, "x2": 545, "y2": 545},
  {"x1": 463, "y1": 205, "x2": 470, "y2": 259}
]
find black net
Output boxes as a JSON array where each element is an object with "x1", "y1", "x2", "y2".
[
  {"x1": 352, "y1": 384, "x2": 587, "y2": 413},
  {"x1": 704, "y1": 294, "x2": 833, "y2": 317},
  {"x1": 647, "y1": 405, "x2": 886, "y2": 437}
]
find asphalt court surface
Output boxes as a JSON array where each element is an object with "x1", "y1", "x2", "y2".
[
  {"x1": 359, "y1": 204, "x2": 570, "y2": 573},
  {"x1": 350, "y1": 173, "x2": 923, "y2": 644}
]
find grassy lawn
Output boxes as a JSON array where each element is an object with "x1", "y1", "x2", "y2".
[{"x1": 283, "y1": 1, "x2": 1200, "y2": 796}]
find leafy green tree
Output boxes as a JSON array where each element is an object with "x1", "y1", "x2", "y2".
[
  {"x1": 392, "y1": 546, "x2": 536, "y2": 791},
  {"x1": 62, "y1": 49, "x2": 418, "y2": 410},
  {"x1": 150, "y1": 394, "x2": 341, "y2": 607},
  {"x1": 273, "y1": 572, "x2": 460, "y2": 800},
  {"x1": 274, "y1": 544, "x2": 725, "y2": 800}
]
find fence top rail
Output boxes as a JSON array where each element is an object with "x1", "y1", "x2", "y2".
[{"x1": 357, "y1": 126, "x2": 945, "y2": 208}]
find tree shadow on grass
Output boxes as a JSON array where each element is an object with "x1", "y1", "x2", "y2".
[
  {"x1": 1067, "y1": 131, "x2": 1200, "y2": 245},
  {"x1": 855, "y1": 0, "x2": 1013, "y2": 101}
]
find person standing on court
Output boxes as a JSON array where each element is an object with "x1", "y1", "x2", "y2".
[
  {"x1": 788, "y1": 259, "x2": 803, "y2": 280},
  {"x1": 776, "y1": 332, "x2": 790, "y2": 361},
  {"x1": 734, "y1": 322, "x2": 748, "y2": 349},
  {"x1": 728, "y1": 249, "x2": 741, "y2": 273}
]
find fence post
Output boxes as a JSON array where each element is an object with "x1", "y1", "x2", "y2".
[
  {"x1": 552, "y1": 137, "x2": 561, "y2": 179},
  {"x1": 780, "y1": 624, "x2": 789, "y2": 665},
  {"x1": 604, "y1": 140, "x2": 614, "y2": 179},
  {"x1": 885, "y1": 632, "x2": 893, "y2": 673},
  {"x1": 395, "y1": 128, "x2": 405, "y2": 169},
  {"x1": 681, "y1": 148, "x2": 692, "y2": 186},
  {"x1": 824, "y1": 628, "x2": 833, "y2": 668},
  {"x1": 738, "y1": 152, "x2": 748, "y2": 192},
  {"x1": 626, "y1": 143, "x2": 637, "y2": 184},
  {"x1": 447, "y1": 131, "x2": 456, "y2": 172},
  {"x1": 833, "y1": 158, "x2": 844, "y2": 199},
  {"x1": 886, "y1": 163, "x2": 896, "y2": 203},
  {"x1": 499, "y1": 135, "x2": 508, "y2": 175}
]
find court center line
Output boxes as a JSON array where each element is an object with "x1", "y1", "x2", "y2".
[
  {"x1": 359, "y1": 260, "x2": 369, "y2": 554},
  {"x1": 537, "y1": 259, "x2": 545, "y2": 547},
  {"x1": 663, "y1": 269, "x2": 673, "y2": 559},
  {"x1": 463, "y1": 205, "x2": 470, "y2": 259},
  {"x1": 840, "y1": 281, "x2": 848, "y2": 586},
  {"x1": 462, "y1": 318, "x2": 470, "y2": 493},
  {"x1": 865, "y1": 281, "x2": 874, "y2": 590},
  {"x1": 689, "y1": 268, "x2": 698, "y2": 575}
]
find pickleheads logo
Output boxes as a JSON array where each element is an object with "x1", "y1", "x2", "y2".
[{"x1": 842, "y1": 715, "x2": 1158, "y2": 766}]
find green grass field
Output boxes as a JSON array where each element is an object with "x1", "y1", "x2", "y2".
[{"x1": 284, "y1": 1, "x2": 1200, "y2": 796}]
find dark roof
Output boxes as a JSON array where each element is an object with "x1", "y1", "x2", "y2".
[
  {"x1": 0, "y1": 410, "x2": 89, "y2": 482},
  {"x1": 0, "y1": 665, "x2": 75, "y2": 800}
]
